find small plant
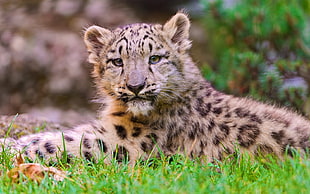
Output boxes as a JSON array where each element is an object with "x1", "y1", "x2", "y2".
[{"x1": 201, "y1": 0, "x2": 310, "y2": 117}]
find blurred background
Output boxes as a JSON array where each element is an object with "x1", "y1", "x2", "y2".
[{"x1": 0, "y1": 0, "x2": 309, "y2": 126}]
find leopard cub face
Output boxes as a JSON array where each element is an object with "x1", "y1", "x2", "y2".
[{"x1": 84, "y1": 13, "x2": 192, "y2": 115}]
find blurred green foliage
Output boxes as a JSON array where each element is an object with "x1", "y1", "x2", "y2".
[{"x1": 201, "y1": 0, "x2": 310, "y2": 117}]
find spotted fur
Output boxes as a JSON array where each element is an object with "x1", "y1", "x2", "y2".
[{"x1": 1, "y1": 13, "x2": 310, "y2": 164}]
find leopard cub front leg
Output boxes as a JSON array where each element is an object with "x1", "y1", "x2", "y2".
[
  {"x1": 15, "y1": 124, "x2": 105, "y2": 163},
  {"x1": 2, "y1": 116, "x2": 160, "y2": 165}
]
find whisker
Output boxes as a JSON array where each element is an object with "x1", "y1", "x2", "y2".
[
  {"x1": 158, "y1": 89, "x2": 183, "y2": 102},
  {"x1": 160, "y1": 87, "x2": 185, "y2": 101}
]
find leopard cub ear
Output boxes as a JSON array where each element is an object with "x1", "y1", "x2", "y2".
[
  {"x1": 84, "y1": 26, "x2": 114, "y2": 63},
  {"x1": 163, "y1": 12, "x2": 191, "y2": 50}
]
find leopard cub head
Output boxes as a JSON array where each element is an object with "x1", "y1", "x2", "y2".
[{"x1": 84, "y1": 13, "x2": 192, "y2": 116}]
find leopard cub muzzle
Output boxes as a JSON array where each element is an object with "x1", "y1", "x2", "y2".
[{"x1": 126, "y1": 70, "x2": 146, "y2": 95}]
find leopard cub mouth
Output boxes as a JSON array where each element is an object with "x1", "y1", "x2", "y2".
[{"x1": 126, "y1": 98, "x2": 154, "y2": 116}]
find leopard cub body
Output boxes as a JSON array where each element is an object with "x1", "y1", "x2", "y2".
[{"x1": 2, "y1": 13, "x2": 310, "y2": 164}]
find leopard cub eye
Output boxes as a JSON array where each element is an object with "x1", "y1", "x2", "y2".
[
  {"x1": 112, "y1": 58, "x2": 123, "y2": 67},
  {"x1": 149, "y1": 55, "x2": 162, "y2": 65}
]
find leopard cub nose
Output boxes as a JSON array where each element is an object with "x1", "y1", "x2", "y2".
[
  {"x1": 126, "y1": 82, "x2": 145, "y2": 95},
  {"x1": 126, "y1": 70, "x2": 146, "y2": 95}
]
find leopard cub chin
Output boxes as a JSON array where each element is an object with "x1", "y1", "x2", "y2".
[{"x1": 127, "y1": 100, "x2": 153, "y2": 116}]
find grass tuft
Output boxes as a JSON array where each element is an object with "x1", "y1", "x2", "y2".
[{"x1": 0, "y1": 149, "x2": 309, "y2": 193}]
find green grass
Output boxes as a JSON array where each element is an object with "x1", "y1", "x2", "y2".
[{"x1": 0, "y1": 150, "x2": 309, "y2": 194}]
